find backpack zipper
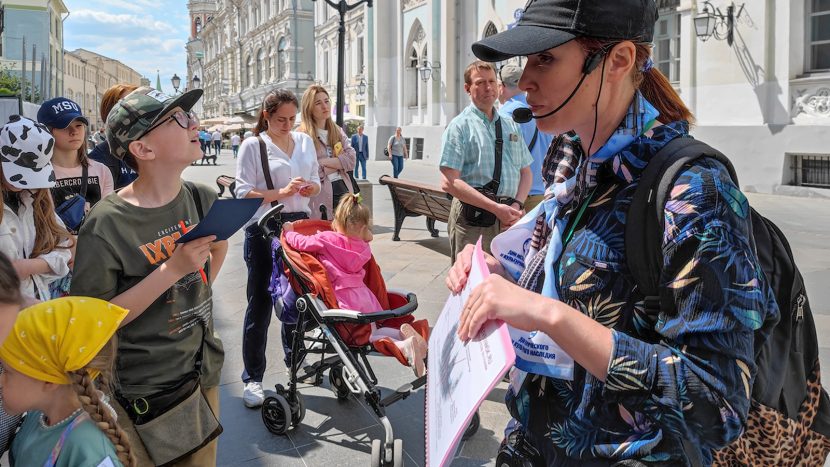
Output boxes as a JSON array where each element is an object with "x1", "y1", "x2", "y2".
[{"x1": 795, "y1": 293, "x2": 805, "y2": 322}]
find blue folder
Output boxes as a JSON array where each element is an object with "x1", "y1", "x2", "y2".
[{"x1": 176, "y1": 197, "x2": 263, "y2": 243}]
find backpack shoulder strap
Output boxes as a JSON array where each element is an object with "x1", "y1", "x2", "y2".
[
  {"x1": 183, "y1": 181, "x2": 204, "y2": 221},
  {"x1": 625, "y1": 136, "x2": 736, "y2": 305},
  {"x1": 80, "y1": 163, "x2": 89, "y2": 199}
]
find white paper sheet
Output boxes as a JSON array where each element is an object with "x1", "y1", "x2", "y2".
[{"x1": 426, "y1": 239, "x2": 516, "y2": 466}]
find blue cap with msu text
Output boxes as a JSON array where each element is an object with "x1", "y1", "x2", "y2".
[{"x1": 37, "y1": 97, "x2": 89, "y2": 129}]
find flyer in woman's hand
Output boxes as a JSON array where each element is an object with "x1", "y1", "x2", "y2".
[{"x1": 426, "y1": 238, "x2": 515, "y2": 467}]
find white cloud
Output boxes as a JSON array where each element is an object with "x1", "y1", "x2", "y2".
[
  {"x1": 63, "y1": 1, "x2": 188, "y2": 94},
  {"x1": 71, "y1": 10, "x2": 173, "y2": 32}
]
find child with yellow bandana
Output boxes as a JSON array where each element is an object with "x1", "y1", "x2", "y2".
[{"x1": 0, "y1": 297, "x2": 134, "y2": 466}]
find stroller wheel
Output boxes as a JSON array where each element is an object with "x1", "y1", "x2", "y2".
[
  {"x1": 392, "y1": 439, "x2": 404, "y2": 467},
  {"x1": 329, "y1": 365, "x2": 351, "y2": 401},
  {"x1": 370, "y1": 439, "x2": 382, "y2": 467},
  {"x1": 290, "y1": 394, "x2": 306, "y2": 427},
  {"x1": 462, "y1": 411, "x2": 481, "y2": 440},
  {"x1": 261, "y1": 393, "x2": 292, "y2": 435}
]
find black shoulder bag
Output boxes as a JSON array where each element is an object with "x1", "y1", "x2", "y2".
[{"x1": 460, "y1": 117, "x2": 503, "y2": 227}]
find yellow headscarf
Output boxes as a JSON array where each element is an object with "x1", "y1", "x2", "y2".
[{"x1": 0, "y1": 297, "x2": 128, "y2": 385}]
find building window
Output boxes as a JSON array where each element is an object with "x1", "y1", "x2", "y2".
[
  {"x1": 792, "y1": 153, "x2": 830, "y2": 187},
  {"x1": 277, "y1": 38, "x2": 286, "y2": 79},
  {"x1": 407, "y1": 47, "x2": 419, "y2": 107},
  {"x1": 808, "y1": 0, "x2": 830, "y2": 71},
  {"x1": 357, "y1": 37, "x2": 364, "y2": 72},
  {"x1": 268, "y1": 46, "x2": 274, "y2": 81},
  {"x1": 483, "y1": 21, "x2": 498, "y2": 38},
  {"x1": 257, "y1": 48, "x2": 265, "y2": 85},
  {"x1": 653, "y1": 10, "x2": 681, "y2": 83},
  {"x1": 324, "y1": 50, "x2": 329, "y2": 83},
  {"x1": 246, "y1": 55, "x2": 253, "y2": 88}
]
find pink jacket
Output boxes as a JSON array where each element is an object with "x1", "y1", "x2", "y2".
[
  {"x1": 305, "y1": 126, "x2": 356, "y2": 220},
  {"x1": 283, "y1": 230, "x2": 382, "y2": 313}
]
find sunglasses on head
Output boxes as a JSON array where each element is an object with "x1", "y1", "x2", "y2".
[{"x1": 142, "y1": 110, "x2": 199, "y2": 137}]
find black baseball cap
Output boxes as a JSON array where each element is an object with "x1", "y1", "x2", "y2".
[{"x1": 473, "y1": 0, "x2": 659, "y2": 62}]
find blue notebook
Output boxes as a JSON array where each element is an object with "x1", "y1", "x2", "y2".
[{"x1": 176, "y1": 197, "x2": 263, "y2": 243}]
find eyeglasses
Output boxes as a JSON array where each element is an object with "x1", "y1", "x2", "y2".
[{"x1": 142, "y1": 110, "x2": 199, "y2": 137}]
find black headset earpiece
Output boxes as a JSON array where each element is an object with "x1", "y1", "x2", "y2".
[{"x1": 582, "y1": 43, "x2": 618, "y2": 75}]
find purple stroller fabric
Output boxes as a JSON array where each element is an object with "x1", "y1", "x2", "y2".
[{"x1": 270, "y1": 238, "x2": 299, "y2": 324}]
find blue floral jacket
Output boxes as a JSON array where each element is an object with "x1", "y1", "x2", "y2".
[{"x1": 506, "y1": 121, "x2": 779, "y2": 466}]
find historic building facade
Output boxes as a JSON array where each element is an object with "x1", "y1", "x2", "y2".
[
  {"x1": 63, "y1": 49, "x2": 143, "y2": 130},
  {"x1": 188, "y1": 0, "x2": 317, "y2": 119}
]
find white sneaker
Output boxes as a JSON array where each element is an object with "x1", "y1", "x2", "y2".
[{"x1": 243, "y1": 381, "x2": 265, "y2": 408}]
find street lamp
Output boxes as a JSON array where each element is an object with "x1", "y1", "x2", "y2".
[
  {"x1": 171, "y1": 73, "x2": 181, "y2": 94},
  {"x1": 694, "y1": 1, "x2": 745, "y2": 46},
  {"x1": 419, "y1": 59, "x2": 441, "y2": 83},
  {"x1": 193, "y1": 74, "x2": 201, "y2": 89},
  {"x1": 357, "y1": 78, "x2": 366, "y2": 96},
  {"x1": 311, "y1": 0, "x2": 373, "y2": 127}
]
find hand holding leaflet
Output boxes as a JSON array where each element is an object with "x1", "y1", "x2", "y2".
[
  {"x1": 175, "y1": 197, "x2": 262, "y2": 244},
  {"x1": 426, "y1": 238, "x2": 516, "y2": 467}
]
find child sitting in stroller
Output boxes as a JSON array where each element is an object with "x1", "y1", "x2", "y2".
[{"x1": 282, "y1": 193, "x2": 428, "y2": 377}]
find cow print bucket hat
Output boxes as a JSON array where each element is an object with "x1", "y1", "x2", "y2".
[{"x1": 0, "y1": 115, "x2": 56, "y2": 189}]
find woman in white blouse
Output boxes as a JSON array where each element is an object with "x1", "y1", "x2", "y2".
[{"x1": 234, "y1": 89, "x2": 320, "y2": 409}]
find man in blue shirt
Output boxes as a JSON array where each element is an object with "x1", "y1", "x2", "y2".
[
  {"x1": 498, "y1": 64, "x2": 553, "y2": 213},
  {"x1": 440, "y1": 61, "x2": 533, "y2": 262}
]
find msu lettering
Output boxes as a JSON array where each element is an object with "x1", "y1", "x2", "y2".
[{"x1": 51, "y1": 100, "x2": 80, "y2": 114}]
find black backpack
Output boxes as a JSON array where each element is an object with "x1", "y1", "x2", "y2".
[{"x1": 625, "y1": 137, "x2": 830, "y2": 465}]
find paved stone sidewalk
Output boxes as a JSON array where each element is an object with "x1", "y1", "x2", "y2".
[{"x1": 183, "y1": 151, "x2": 830, "y2": 466}]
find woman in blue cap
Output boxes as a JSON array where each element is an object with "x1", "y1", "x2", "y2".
[{"x1": 446, "y1": 0, "x2": 778, "y2": 465}]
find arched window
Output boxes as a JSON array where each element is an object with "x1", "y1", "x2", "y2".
[
  {"x1": 277, "y1": 37, "x2": 286, "y2": 80},
  {"x1": 267, "y1": 46, "x2": 274, "y2": 81},
  {"x1": 257, "y1": 48, "x2": 265, "y2": 85},
  {"x1": 483, "y1": 21, "x2": 498, "y2": 39},
  {"x1": 408, "y1": 47, "x2": 419, "y2": 107},
  {"x1": 195, "y1": 17, "x2": 202, "y2": 35},
  {"x1": 246, "y1": 55, "x2": 253, "y2": 88}
]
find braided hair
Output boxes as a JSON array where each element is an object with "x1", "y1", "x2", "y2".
[{"x1": 68, "y1": 338, "x2": 135, "y2": 467}]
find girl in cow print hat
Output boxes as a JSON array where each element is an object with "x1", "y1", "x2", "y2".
[{"x1": 0, "y1": 115, "x2": 72, "y2": 305}]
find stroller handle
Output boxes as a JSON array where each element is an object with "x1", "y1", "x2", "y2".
[
  {"x1": 257, "y1": 203, "x2": 285, "y2": 237},
  {"x1": 312, "y1": 292, "x2": 419, "y2": 324}
]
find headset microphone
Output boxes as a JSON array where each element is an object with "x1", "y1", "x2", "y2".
[{"x1": 512, "y1": 46, "x2": 612, "y2": 124}]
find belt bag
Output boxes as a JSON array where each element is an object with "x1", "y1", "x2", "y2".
[
  {"x1": 123, "y1": 373, "x2": 222, "y2": 466},
  {"x1": 461, "y1": 186, "x2": 498, "y2": 227},
  {"x1": 55, "y1": 164, "x2": 89, "y2": 234}
]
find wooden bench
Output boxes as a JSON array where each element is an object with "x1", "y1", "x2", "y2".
[
  {"x1": 216, "y1": 175, "x2": 237, "y2": 198},
  {"x1": 379, "y1": 175, "x2": 452, "y2": 241}
]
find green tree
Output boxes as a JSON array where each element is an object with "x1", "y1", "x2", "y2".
[{"x1": 0, "y1": 65, "x2": 40, "y2": 100}]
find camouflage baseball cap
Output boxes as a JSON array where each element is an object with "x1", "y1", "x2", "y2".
[{"x1": 106, "y1": 86, "x2": 203, "y2": 160}]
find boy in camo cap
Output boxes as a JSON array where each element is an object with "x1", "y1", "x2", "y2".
[{"x1": 71, "y1": 86, "x2": 227, "y2": 466}]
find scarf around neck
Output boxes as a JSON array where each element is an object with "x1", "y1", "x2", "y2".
[{"x1": 518, "y1": 92, "x2": 660, "y2": 298}]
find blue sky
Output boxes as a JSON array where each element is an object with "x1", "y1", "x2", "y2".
[{"x1": 63, "y1": 0, "x2": 189, "y2": 95}]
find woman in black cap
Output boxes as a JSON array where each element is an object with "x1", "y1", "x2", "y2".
[{"x1": 447, "y1": 0, "x2": 778, "y2": 465}]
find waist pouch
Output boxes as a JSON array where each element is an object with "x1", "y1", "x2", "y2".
[
  {"x1": 461, "y1": 186, "x2": 498, "y2": 227},
  {"x1": 118, "y1": 373, "x2": 222, "y2": 466},
  {"x1": 55, "y1": 195, "x2": 86, "y2": 234}
]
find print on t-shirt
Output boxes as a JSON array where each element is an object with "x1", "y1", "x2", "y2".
[
  {"x1": 136, "y1": 219, "x2": 212, "y2": 335},
  {"x1": 51, "y1": 175, "x2": 103, "y2": 209}
]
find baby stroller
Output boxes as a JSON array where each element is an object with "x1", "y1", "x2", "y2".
[{"x1": 256, "y1": 205, "x2": 480, "y2": 466}]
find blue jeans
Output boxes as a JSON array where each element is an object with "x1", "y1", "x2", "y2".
[
  {"x1": 241, "y1": 224, "x2": 278, "y2": 383},
  {"x1": 232, "y1": 145, "x2": 239, "y2": 157},
  {"x1": 392, "y1": 155, "x2": 404, "y2": 178},
  {"x1": 354, "y1": 154, "x2": 367, "y2": 179},
  {"x1": 214, "y1": 140, "x2": 221, "y2": 156}
]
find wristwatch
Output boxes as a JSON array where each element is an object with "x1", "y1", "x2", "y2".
[{"x1": 505, "y1": 198, "x2": 524, "y2": 210}]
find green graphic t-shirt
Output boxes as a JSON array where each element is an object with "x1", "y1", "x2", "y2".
[{"x1": 71, "y1": 182, "x2": 224, "y2": 399}]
